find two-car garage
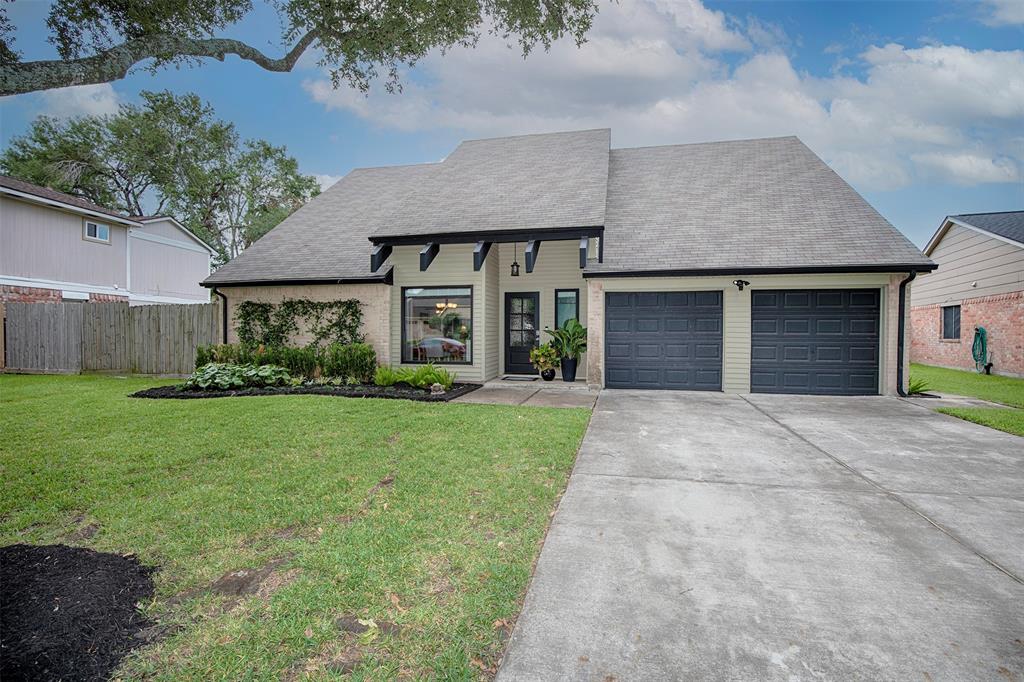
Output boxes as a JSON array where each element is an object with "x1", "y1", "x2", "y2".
[{"x1": 602, "y1": 287, "x2": 883, "y2": 395}]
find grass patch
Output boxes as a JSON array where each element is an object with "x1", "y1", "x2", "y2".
[
  {"x1": 936, "y1": 407, "x2": 1024, "y2": 437},
  {"x1": 910, "y1": 364, "x2": 1024, "y2": 437},
  {"x1": 0, "y1": 374, "x2": 591, "y2": 679},
  {"x1": 910, "y1": 363, "x2": 1024, "y2": 408}
]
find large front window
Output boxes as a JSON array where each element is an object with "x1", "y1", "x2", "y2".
[{"x1": 403, "y1": 287, "x2": 473, "y2": 364}]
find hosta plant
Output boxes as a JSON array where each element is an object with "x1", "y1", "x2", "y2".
[{"x1": 183, "y1": 363, "x2": 291, "y2": 391}]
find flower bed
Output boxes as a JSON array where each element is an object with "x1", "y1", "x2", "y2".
[{"x1": 131, "y1": 382, "x2": 481, "y2": 402}]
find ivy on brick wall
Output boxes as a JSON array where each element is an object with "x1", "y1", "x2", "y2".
[{"x1": 235, "y1": 298, "x2": 364, "y2": 348}]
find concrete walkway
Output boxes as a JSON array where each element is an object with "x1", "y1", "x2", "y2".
[
  {"x1": 498, "y1": 390, "x2": 1024, "y2": 681},
  {"x1": 454, "y1": 383, "x2": 598, "y2": 408}
]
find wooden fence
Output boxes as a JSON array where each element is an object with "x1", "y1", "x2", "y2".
[{"x1": 3, "y1": 302, "x2": 223, "y2": 375}]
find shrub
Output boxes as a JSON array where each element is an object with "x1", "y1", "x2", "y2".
[
  {"x1": 395, "y1": 363, "x2": 456, "y2": 391},
  {"x1": 908, "y1": 377, "x2": 932, "y2": 395},
  {"x1": 374, "y1": 366, "x2": 402, "y2": 387},
  {"x1": 183, "y1": 363, "x2": 291, "y2": 390},
  {"x1": 254, "y1": 345, "x2": 318, "y2": 379},
  {"x1": 195, "y1": 344, "x2": 242, "y2": 367},
  {"x1": 321, "y1": 342, "x2": 377, "y2": 382},
  {"x1": 530, "y1": 343, "x2": 560, "y2": 371}
]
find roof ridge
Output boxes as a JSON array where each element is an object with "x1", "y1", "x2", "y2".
[
  {"x1": 612, "y1": 135, "x2": 800, "y2": 153},
  {"x1": 952, "y1": 210, "x2": 1024, "y2": 218},
  {"x1": 348, "y1": 161, "x2": 440, "y2": 173},
  {"x1": 456, "y1": 128, "x2": 611, "y2": 145}
]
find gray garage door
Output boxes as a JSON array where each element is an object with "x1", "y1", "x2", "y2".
[
  {"x1": 605, "y1": 291, "x2": 722, "y2": 390},
  {"x1": 750, "y1": 289, "x2": 880, "y2": 395}
]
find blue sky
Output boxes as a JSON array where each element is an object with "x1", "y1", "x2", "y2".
[{"x1": 2, "y1": 0, "x2": 1021, "y2": 248}]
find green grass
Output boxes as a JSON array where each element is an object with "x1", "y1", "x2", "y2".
[
  {"x1": 0, "y1": 375, "x2": 591, "y2": 680},
  {"x1": 909, "y1": 363, "x2": 1024, "y2": 408},
  {"x1": 910, "y1": 364, "x2": 1024, "y2": 437},
  {"x1": 936, "y1": 407, "x2": 1024, "y2": 437}
]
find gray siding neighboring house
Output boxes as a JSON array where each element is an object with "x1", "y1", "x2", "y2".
[
  {"x1": 204, "y1": 130, "x2": 934, "y2": 395},
  {"x1": 0, "y1": 176, "x2": 215, "y2": 305},
  {"x1": 910, "y1": 212, "x2": 1024, "y2": 377}
]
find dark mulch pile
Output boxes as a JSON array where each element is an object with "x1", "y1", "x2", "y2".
[
  {"x1": 130, "y1": 382, "x2": 481, "y2": 402},
  {"x1": 1, "y1": 544, "x2": 156, "y2": 682}
]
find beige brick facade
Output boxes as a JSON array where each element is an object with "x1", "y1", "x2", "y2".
[{"x1": 217, "y1": 283, "x2": 392, "y2": 364}]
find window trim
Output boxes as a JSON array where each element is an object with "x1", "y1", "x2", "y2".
[
  {"x1": 554, "y1": 288, "x2": 580, "y2": 329},
  {"x1": 941, "y1": 304, "x2": 961, "y2": 341},
  {"x1": 83, "y1": 219, "x2": 111, "y2": 244},
  {"x1": 400, "y1": 285, "x2": 475, "y2": 366}
]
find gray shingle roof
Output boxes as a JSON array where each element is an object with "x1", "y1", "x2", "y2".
[
  {"x1": 0, "y1": 174, "x2": 138, "y2": 223},
  {"x1": 953, "y1": 211, "x2": 1024, "y2": 246},
  {"x1": 589, "y1": 136, "x2": 933, "y2": 275},
  {"x1": 369, "y1": 128, "x2": 610, "y2": 238},
  {"x1": 205, "y1": 131, "x2": 932, "y2": 286}
]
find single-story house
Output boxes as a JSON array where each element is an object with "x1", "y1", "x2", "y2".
[
  {"x1": 0, "y1": 175, "x2": 216, "y2": 305},
  {"x1": 203, "y1": 129, "x2": 935, "y2": 395},
  {"x1": 911, "y1": 211, "x2": 1023, "y2": 377}
]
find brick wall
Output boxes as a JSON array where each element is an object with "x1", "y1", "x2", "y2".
[
  {"x1": 910, "y1": 291, "x2": 1024, "y2": 377},
  {"x1": 219, "y1": 284, "x2": 392, "y2": 365},
  {"x1": 1, "y1": 284, "x2": 62, "y2": 303},
  {"x1": 88, "y1": 293, "x2": 129, "y2": 303}
]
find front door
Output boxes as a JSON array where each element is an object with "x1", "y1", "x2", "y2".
[{"x1": 505, "y1": 292, "x2": 540, "y2": 374}]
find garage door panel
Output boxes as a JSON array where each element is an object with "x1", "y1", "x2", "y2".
[
  {"x1": 751, "y1": 288, "x2": 880, "y2": 396},
  {"x1": 605, "y1": 291, "x2": 722, "y2": 390}
]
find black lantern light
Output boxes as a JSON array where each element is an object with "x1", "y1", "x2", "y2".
[{"x1": 511, "y1": 242, "x2": 521, "y2": 277}]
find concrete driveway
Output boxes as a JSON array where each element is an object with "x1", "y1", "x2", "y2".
[{"x1": 498, "y1": 391, "x2": 1024, "y2": 681}]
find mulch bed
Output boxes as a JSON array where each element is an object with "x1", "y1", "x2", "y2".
[
  {"x1": 1, "y1": 544, "x2": 156, "y2": 682},
  {"x1": 130, "y1": 382, "x2": 481, "y2": 402}
]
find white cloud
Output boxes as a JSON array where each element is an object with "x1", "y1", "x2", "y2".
[
  {"x1": 305, "y1": 1, "x2": 1024, "y2": 191},
  {"x1": 980, "y1": 0, "x2": 1024, "y2": 25},
  {"x1": 911, "y1": 152, "x2": 1020, "y2": 185},
  {"x1": 37, "y1": 83, "x2": 121, "y2": 118},
  {"x1": 313, "y1": 174, "x2": 343, "y2": 191}
]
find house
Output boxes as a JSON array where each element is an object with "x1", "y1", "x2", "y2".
[
  {"x1": 203, "y1": 130, "x2": 935, "y2": 395},
  {"x1": 910, "y1": 211, "x2": 1024, "y2": 377},
  {"x1": 0, "y1": 175, "x2": 216, "y2": 305}
]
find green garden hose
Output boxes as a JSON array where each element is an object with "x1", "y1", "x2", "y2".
[{"x1": 972, "y1": 326, "x2": 988, "y2": 373}]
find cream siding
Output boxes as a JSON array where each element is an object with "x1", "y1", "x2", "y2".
[
  {"x1": 137, "y1": 219, "x2": 192, "y2": 241},
  {"x1": 590, "y1": 272, "x2": 903, "y2": 394},
  {"x1": 483, "y1": 248, "x2": 501, "y2": 380},
  {"x1": 497, "y1": 240, "x2": 588, "y2": 377},
  {"x1": 0, "y1": 196, "x2": 128, "y2": 289},
  {"x1": 129, "y1": 234, "x2": 211, "y2": 301},
  {"x1": 912, "y1": 224, "x2": 1024, "y2": 307},
  {"x1": 389, "y1": 244, "x2": 486, "y2": 382},
  {"x1": 221, "y1": 283, "x2": 391, "y2": 363}
]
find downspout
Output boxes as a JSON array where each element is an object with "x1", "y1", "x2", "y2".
[
  {"x1": 211, "y1": 287, "x2": 229, "y2": 344},
  {"x1": 896, "y1": 271, "x2": 917, "y2": 397}
]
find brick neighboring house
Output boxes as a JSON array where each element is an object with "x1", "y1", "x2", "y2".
[
  {"x1": 0, "y1": 175, "x2": 216, "y2": 305},
  {"x1": 910, "y1": 211, "x2": 1024, "y2": 377}
]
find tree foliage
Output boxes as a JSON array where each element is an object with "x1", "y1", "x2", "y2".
[
  {"x1": 0, "y1": 0, "x2": 598, "y2": 96},
  {"x1": 0, "y1": 90, "x2": 318, "y2": 262}
]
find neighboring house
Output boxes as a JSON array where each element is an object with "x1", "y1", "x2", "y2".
[
  {"x1": 910, "y1": 211, "x2": 1024, "y2": 377},
  {"x1": 204, "y1": 130, "x2": 935, "y2": 395},
  {"x1": 0, "y1": 175, "x2": 216, "y2": 305}
]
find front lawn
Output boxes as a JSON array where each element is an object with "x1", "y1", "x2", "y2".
[
  {"x1": 0, "y1": 374, "x2": 591, "y2": 679},
  {"x1": 910, "y1": 364, "x2": 1024, "y2": 437}
]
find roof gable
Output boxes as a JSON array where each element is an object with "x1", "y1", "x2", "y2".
[{"x1": 0, "y1": 175, "x2": 139, "y2": 225}]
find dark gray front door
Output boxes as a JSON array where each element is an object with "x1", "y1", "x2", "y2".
[
  {"x1": 505, "y1": 292, "x2": 539, "y2": 374},
  {"x1": 750, "y1": 289, "x2": 880, "y2": 395},
  {"x1": 604, "y1": 291, "x2": 723, "y2": 390}
]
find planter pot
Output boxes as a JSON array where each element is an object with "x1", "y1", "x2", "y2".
[
  {"x1": 560, "y1": 357, "x2": 578, "y2": 383},
  {"x1": 540, "y1": 368, "x2": 556, "y2": 381}
]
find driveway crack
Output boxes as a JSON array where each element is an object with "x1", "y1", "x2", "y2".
[{"x1": 739, "y1": 395, "x2": 1023, "y2": 586}]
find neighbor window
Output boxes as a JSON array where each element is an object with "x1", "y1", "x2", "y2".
[
  {"x1": 84, "y1": 220, "x2": 110, "y2": 243},
  {"x1": 942, "y1": 305, "x2": 961, "y2": 340},
  {"x1": 402, "y1": 287, "x2": 473, "y2": 364},
  {"x1": 555, "y1": 289, "x2": 580, "y2": 328}
]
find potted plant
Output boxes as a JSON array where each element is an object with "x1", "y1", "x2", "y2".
[
  {"x1": 530, "y1": 343, "x2": 560, "y2": 381},
  {"x1": 543, "y1": 319, "x2": 587, "y2": 382}
]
